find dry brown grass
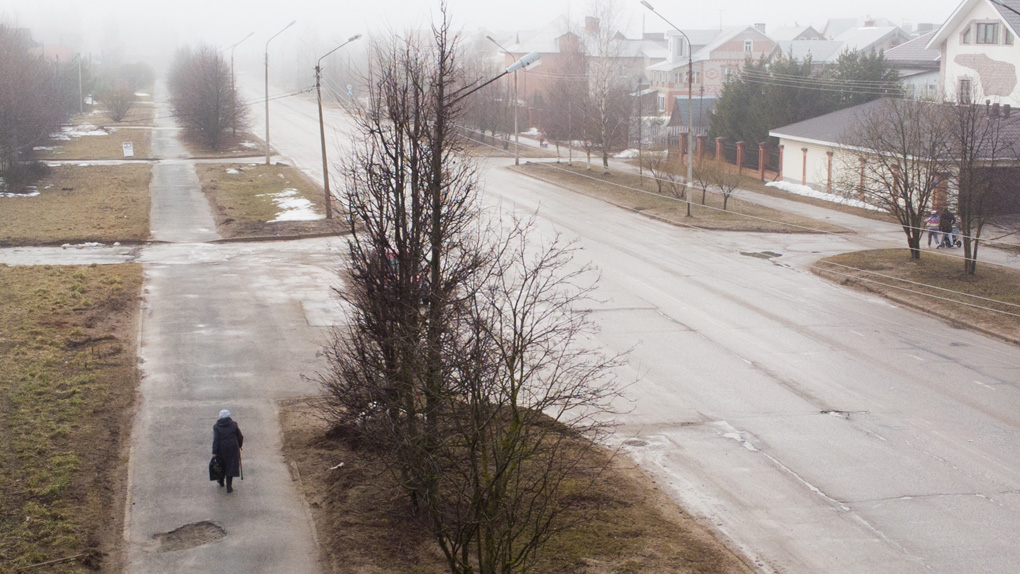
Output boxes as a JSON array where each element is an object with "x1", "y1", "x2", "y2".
[
  {"x1": 180, "y1": 131, "x2": 265, "y2": 159},
  {"x1": 196, "y1": 163, "x2": 345, "y2": 239},
  {"x1": 813, "y1": 249, "x2": 1020, "y2": 344},
  {"x1": 33, "y1": 129, "x2": 153, "y2": 161},
  {"x1": 281, "y1": 400, "x2": 753, "y2": 574},
  {"x1": 0, "y1": 165, "x2": 151, "y2": 247},
  {"x1": 86, "y1": 102, "x2": 157, "y2": 127},
  {"x1": 0, "y1": 263, "x2": 143, "y2": 573},
  {"x1": 515, "y1": 162, "x2": 850, "y2": 234}
]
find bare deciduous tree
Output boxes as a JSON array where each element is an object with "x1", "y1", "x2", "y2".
[
  {"x1": 692, "y1": 153, "x2": 715, "y2": 205},
  {"x1": 584, "y1": 0, "x2": 632, "y2": 173},
  {"x1": 712, "y1": 164, "x2": 740, "y2": 211},
  {"x1": 945, "y1": 101, "x2": 1020, "y2": 274},
  {"x1": 0, "y1": 25, "x2": 68, "y2": 192},
  {"x1": 98, "y1": 87, "x2": 134, "y2": 122},
  {"x1": 319, "y1": 8, "x2": 621, "y2": 573},
  {"x1": 167, "y1": 45, "x2": 248, "y2": 150},
  {"x1": 841, "y1": 98, "x2": 948, "y2": 259}
]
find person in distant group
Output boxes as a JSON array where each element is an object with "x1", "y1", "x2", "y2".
[
  {"x1": 926, "y1": 210, "x2": 941, "y2": 247},
  {"x1": 212, "y1": 409, "x2": 244, "y2": 493},
  {"x1": 938, "y1": 207, "x2": 956, "y2": 248}
]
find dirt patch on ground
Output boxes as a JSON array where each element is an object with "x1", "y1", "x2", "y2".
[
  {"x1": 281, "y1": 398, "x2": 754, "y2": 574},
  {"x1": 197, "y1": 163, "x2": 349, "y2": 239},
  {"x1": 812, "y1": 249, "x2": 1020, "y2": 345},
  {"x1": 152, "y1": 521, "x2": 226, "y2": 552},
  {"x1": 0, "y1": 165, "x2": 151, "y2": 247},
  {"x1": 515, "y1": 162, "x2": 849, "y2": 234},
  {"x1": 0, "y1": 263, "x2": 143, "y2": 573},
  {"x1": 180, "y1": 132, "x2": 265, "y2": 159}
]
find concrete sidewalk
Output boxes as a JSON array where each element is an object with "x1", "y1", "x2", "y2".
[{"x1": 121, "y1": 88, "x2": 327, "y2": 573}]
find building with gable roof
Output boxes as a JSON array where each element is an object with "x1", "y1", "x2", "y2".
[
  {"x1": 646, "y1": 25, "x2": 776, "y2": 116},
  {"x1": 926, "y1": 0, "x2": 1020, "y2": 106}
]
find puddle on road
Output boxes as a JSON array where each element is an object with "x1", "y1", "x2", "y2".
[{"x1": 739, "y1": 251, "x2": 782, "y2": 260}]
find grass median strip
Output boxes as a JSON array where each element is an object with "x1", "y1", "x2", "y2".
[
  {"x1": 0, "y1": 165, "x2": 150, "y2": 247},
  {"x1": 281, "y1": 400, "x2": 753, "y2": 574},
  {"x1": 0, "y1": 263, "x2": 142, "y2": 572},
  {"x1": 197, "y1": 163, "x2": 343, "y2": 239},
  {"x1": 813, "y1": 249, "x2": 1020, "y2": 344},
  {"x1": 515, "y1": 162, "x2": 849, "y2": 234}
]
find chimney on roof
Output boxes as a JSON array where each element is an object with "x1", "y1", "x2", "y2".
[
  {"x1": 992, "y1": 103, "x2": 1001, "y2": 117},
  {"x1": 754, "y1": 23, "x2": 766, "y2": 34},
  {"x1": 1005, "y1": 104, "x2": 1012, "y2": 118},
  {"x1": 585, "y1": 16, "x2": 600, "y2": 35},
  {"x1": 864, "y1": 18, "x2": 875, "y2": 27}
]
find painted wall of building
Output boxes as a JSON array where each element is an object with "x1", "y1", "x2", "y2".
[{"x1": 941, "y1": 1, "x2": 1020, "y2": 106}]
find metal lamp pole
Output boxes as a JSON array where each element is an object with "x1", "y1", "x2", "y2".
[
  {"x1": 641, "y1": 1, "x2": 693, "y2": 216},
  {"x1": 316, "y1": 34, "x2": 362, "y2": 220},
  {"x1": 229, "y1": 32, "x2": 254, "y2": 137},
  {"x1": 486, "y1": 36, "x2": 520, "y2": 166},
  {"x1": 265, "y1": 20, "x2": 297, "y2": 166}
]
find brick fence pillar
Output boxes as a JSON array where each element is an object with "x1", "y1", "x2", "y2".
[
  {"x1": 826, "y1": 151, "x2": 834, "y2": 193},
  {"x1": 697, "y1": 134, "x2": 707, "y2": 158},
  {"x1": 715, "y1": 137, "x2": 725, "y2": 160},
  {"x1": 736, "y1": 141, "x2": 746, "y2": 175},
  {"x1": 801, "y1": 147, "x2": 808, "y2": 185}
]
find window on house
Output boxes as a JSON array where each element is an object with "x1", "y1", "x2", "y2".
[
  {"x1": 959, "y1": 78, "x2": 972, "y2": 104},
  {"x1": 1007, "y1": 29, "x2": 1014, "y2": 45},
  {"x1": 657, "y1": 94, "x2": 665, "y2": 112},
  {"x1": 962, "y1": 28, "x2": 972, "y2": 44},
  {"x1": 744, "y1": 40, "x2": 753, "y2": 52},
  {"x1": 976, "y1": 22, "x2": 999, "y2": 44}
]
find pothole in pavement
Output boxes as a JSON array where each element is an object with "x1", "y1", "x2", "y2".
[
  {"x1": 153, "y1": 521, "x2": 225, "y2": 552},
  {"x1": 740, "y1": 251, "x2": 782, "y2": 260}
]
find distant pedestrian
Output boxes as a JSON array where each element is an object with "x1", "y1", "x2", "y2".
[
  {"x1": 926, "y1": 210, "x2": 940, "y2": 247},
  {"x1": 938, "y1": 207, "x2": 956, "y2": 248},
  {"x1": 212, "y1": 409, "x2": 244, "y2": 493}
]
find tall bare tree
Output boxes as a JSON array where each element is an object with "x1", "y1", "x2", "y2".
[
  {"x1": 0, "y1": 25, "x2": 68, "y2": 192},
  {"x1": 584, "y1": 0, "x2": 631, "y2": 173},
  {"x1": 319, "y1": 7, "x2": 620, "y2": 573},
  {"x1": 842, "y1": 98, "x2": 948, "y2": 259},
  {"x1": 944, "y1": 101, "x2": 1020, "y2": 274},
  {"x1": 167, "y1": 45, "x2": 248, "y2": 150}
]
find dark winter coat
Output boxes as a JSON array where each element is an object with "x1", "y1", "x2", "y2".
[
  {"x1": 212, "y1": 417, "x2": 244, "y2": 478},
  {"x1": 939, "y1": 208, "x2": 955, "y2": 233}
]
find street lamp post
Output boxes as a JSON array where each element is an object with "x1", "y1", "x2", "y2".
[
  {"x1": 486, "y1": 36, "x2": 521, "y2": 166},
  {"x1": 316, "y1": 34, "x2": 362, "y2": 220},
  {"x1": 229, "y1": 32, "x2": 254, "y2": 137},
  {"x1": 641, "y1": 1, "x2": 693, "y2": 217},
  {"x1": 265, "y1": 20, "x2": 297, "y2": 166}
]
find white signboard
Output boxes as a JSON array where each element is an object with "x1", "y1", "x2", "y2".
[{"x1": 123, "y1": 142, "x2": 134, "y2": 157}]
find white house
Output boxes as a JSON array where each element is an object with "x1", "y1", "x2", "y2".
[{"x1": 926, "y1": 0, "x2": 1020, "y2": 105}]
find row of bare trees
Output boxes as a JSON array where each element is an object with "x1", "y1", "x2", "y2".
[
  {"x1": 0, "y1": 25, "x2": 79, "y2": 192},
  {"x1": 844, "y1": 97, "x2": 1019, "y2": 273},
  {"x1": 166, "y1": 46, "x2": 248, "y2": 150},
  {"x1": 319, "y1": 9, "x2": 621, "y2": 574}
]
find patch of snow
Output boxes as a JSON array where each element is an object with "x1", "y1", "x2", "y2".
[
  {"x1": 614, "y1": 148, "x2": 639, "y2": 159},
  {"x1": 134, "y1": 92, "x2": 150, "y2": 97},
  {"x1": 33, "y1": 146, "x2": 56, "y2": 151},
  {"x1": 61, "y1": 242, "x2": 104, "y2": 249},
  {"x1": 766, "y1": 181, "x2": 882, "y2": 211},
  {"x1": 52, "y1": 123, "x2": 112, "y2": 140},
  {"x1": 240, "y1": 142, "x2": 258, "y2": 149},
  {"x1": 1, "y1": 190, "x2": 41, "y2": 198},
  {"x1": 259, "y1": 188, "x2": 324, "y2": 222},
  {"x1": 521, "y1": 127, "x2": 540, "y2": 136},
  {"x1": 226, "y1": 168, "x2": 240, "y2": 175}
]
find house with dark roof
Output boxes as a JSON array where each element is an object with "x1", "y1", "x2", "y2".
[
  {"x1": 926, "y1": 0, "x2": 1020, "y2": 106},
  {"x1": 770, "y1": 98, "x2": 1020, "y2": 213},
  {"x1": 646, "y1": 26, "x2": 775, "y2": 116},
  {"x1": 884, "y1": 31, "x2": 941, "y2": 99}
]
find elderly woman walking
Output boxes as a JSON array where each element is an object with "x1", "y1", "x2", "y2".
[{"x1": 212, "y1": 409, "x2": 244, "y2": 493}]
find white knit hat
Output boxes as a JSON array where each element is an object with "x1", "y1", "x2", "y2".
[{"x1": 219, "y1": 409, "x2": 230, "y2": 419}]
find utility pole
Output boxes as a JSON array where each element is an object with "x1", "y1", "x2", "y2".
[
  {"x1": 229, "y1": 32, "x2": 254, "y2": 138},
  {"x1": 265, "y1": 20, "x2": 297, "y2": 166},
  {"x1": 316, "y1": 34, "x2": 362, "y2": 219}
]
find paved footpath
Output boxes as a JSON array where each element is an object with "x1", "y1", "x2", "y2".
[{"x1": 118, "y1": 90, "x2": 336, "y2": 573}]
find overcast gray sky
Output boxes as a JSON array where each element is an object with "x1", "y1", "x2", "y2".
[{"x1": 1, "y1": 0, "x2": 965, "y2": 61}]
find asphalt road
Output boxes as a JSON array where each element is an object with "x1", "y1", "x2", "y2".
[{"x1": 251, "y1": 84, "x2": 1020, "y2": 573}]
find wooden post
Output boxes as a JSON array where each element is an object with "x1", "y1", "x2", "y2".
[
  {"x1": 736, "y1": 141, "x2": 746, "y2": 175},
  {"x1": 778, "y1": 144, "x2": 784, "y2": 180},
  {"x1": 758, "y1": 142, "x2": 766, "y2": 181},
  {"x1": 825, "y1": 151, "x2": 834, "y2": 194}
]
